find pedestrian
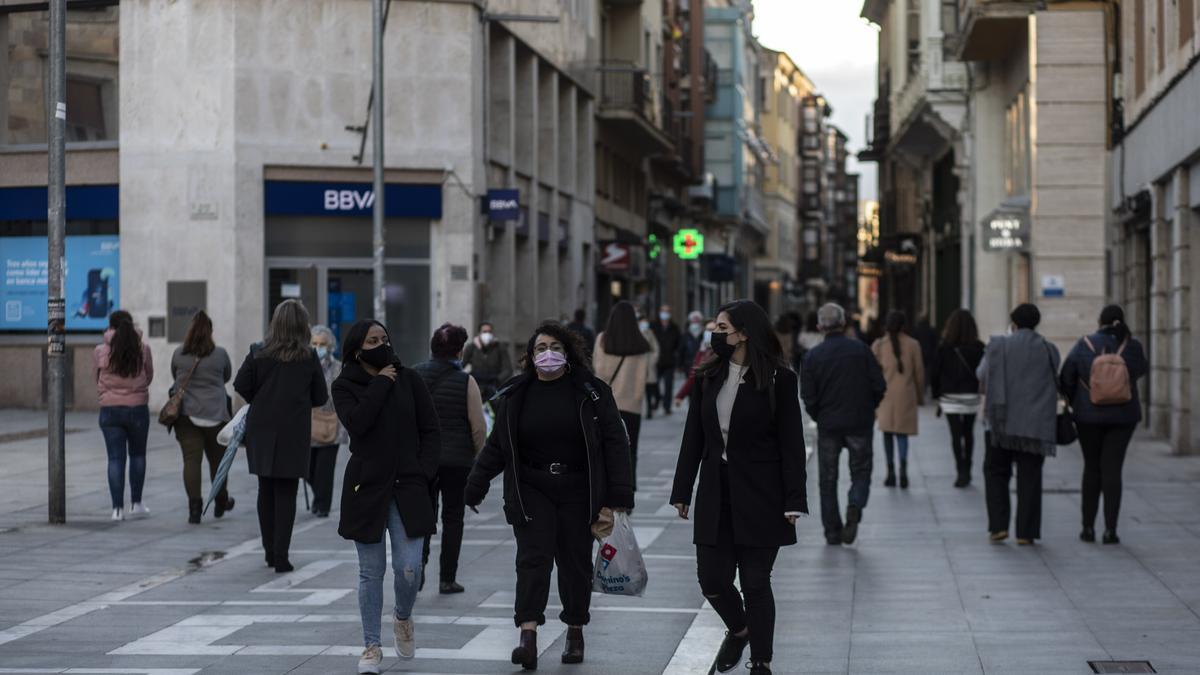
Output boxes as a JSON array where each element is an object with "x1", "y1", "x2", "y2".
[
  {"x1": 93, "y1": 310, "x2": 153, "y2": 522},
  {"x1": 912, "y1": 315, "x2": 938, "y2": 389},
  {"x1": 170, "y1": 310, "x2": 235, "y2": 524},
  {"x1": 800, "y1": 303, "x2": 887, "y2": 546},
  {"x1": 332, "y1": 319, "x2": 440, "y2": 673},
  {"x1": 679, "y1": 310, "x2": 706, "y2": 370},
  {"x1": 1060, "y1": 305, "x2": 1148, "y2": 545},
  {"x1": 233, "y1": 299, "x2": 328, "y2": 573},
  {"x1": 674, "y1": 317, "x2": 716, "y2": 406},
  {"x1": 871, "y1": 311, "x2": 925, "y2": 489},
  {"x1": 464, "y1": 321, "x2": 633, "y2": 670},
  {"x1": 463, "y1": 321, "x2": 514, "y2": 401},
  {"x1": 929, "y1": 309, "x2": 985, "y2": 488},
  {"x1": 566, "y1": 308, "x2": 596, "y2": 357},
  {"x1": 651, "y1": 304, "x2": 682, "y2": 416},
  {"x1": 639, "y1": 310, "x2": 661, "y2": 418},
  {"x1": 978, "y1": 303, "x2": 1060, "y2": 545},
  {"x1": 307, "y1": 325, "x2": 346, "y2": 518},
  {"x1": 773, "y1": 315, "x2": 796, "y2": 368},
  {"x1": 670, "y1": 299, "x2": 807, "y2": 675},
  {"x1": 414, "y1": 323, "x2": 487, "y2": 594},
  {"x1": 592, "y1": 301, "x2": 653, "y2": 491}
]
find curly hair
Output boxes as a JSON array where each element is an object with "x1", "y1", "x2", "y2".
[{"x1": 521, "y1": 321, "x2": 591, "y2": 375}]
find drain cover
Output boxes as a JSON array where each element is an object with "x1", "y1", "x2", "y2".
[{"x1": 1089, "y1": 661, "x2": 1156, "y2": 673}]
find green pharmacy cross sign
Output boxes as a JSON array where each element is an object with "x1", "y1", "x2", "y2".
[{"x1": 673, "y1": 228, "x2": 704, "y2": 260}]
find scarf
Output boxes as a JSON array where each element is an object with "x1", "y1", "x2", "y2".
[{"x1": 984, "y1": 329, "x2": 1059, "y2": 456}]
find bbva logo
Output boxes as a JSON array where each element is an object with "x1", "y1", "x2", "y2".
[
  {"x1": 489, "y1": 198, "x2": 519, "y2": 211},
  {"x1": 323, "y1": 189, "x2": 375, "y2": 211}
]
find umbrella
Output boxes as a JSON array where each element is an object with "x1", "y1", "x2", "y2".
[{"x1": 205, "y1": 406, "x2": 248, "y2": 515}]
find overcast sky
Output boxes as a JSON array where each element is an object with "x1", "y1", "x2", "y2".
[{"x1": 751, "y1": 0, "x2": 879, "y2": 202}]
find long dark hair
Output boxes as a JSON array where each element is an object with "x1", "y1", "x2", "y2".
[
  {"x1": 1098, "y1": 304, "x2": 1131, "y2": 344},
  {"x1": 522, "y1": 321, "x2": 591, "y2": 375},
  {"x1": 181, "y1": 311, "x2": 216, "y2": 358},
  {"x1": 941, "y1": 309, "x2": 979, "y2": 348},
  {"x1": 697, "y1": 299, "x2": 787, "y2": 392},
  {"x1": 341, "y1": 319, "x2": 392, "y2": 367},
  {"x1": 601, "y1": 301, "x2": 651, "y2": 356},
  {"x1": 106, "y1": 310, "x2": 144, "y2": 378},
  {"x1": 259, "y1": 299, "x2": 313, "y2": 362},
  {"x1": 885, "y1": 310, "x2": 907, "y2": 373}
]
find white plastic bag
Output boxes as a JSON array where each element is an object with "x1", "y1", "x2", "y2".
[
  {"x1": 592, "y1": 511, "x2": 648, "y2": 597},
  {"x1": 217, "y1": 404, "x2": 249, "y2": 447}
]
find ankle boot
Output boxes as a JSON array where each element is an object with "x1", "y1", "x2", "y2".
[
  {"x1": 561, "y1": 626, "x2": 584, "y2": 664},
  {"x1": 511, "y1": 629, "x2": 537, "y2": 670},
  {"x1": 899, "y1": 460, "x2": 909, "y2": 489},
  {"x1": 884, "y1": 464, "x2": 896, "y2": 487},
  {"x1": 187, "y1": 498, "x2": 202, "y2": 524}
]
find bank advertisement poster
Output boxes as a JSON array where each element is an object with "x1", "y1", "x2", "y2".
[{"x1": 1, "y1": 236, "x2": 120, "y2": 331}]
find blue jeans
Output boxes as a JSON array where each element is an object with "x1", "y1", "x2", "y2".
[
  {"x1": 817, "y1": 430, "x2": 873, "y2": 538},
  {"x1": 98, "y1": 405, "x2": 149, "y2": 509},
  {"x1": 355, "y1": 500, "x2": 423, "y2": 648},
  {"x1": 883, "y1": 432, "x2": 909, "y2": 464}
]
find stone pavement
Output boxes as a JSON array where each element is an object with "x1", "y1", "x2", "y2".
[{"x1": 0, "y1": 402, "x2": 1199, "y2": 673}]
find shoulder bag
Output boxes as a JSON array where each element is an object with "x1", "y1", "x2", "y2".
[
  {"x1": 159, "y1": 357, "x2": 201, "y2": 427},
  {"x1": 1044, "y1": 343, "x2": 1076, "y2": 445}
]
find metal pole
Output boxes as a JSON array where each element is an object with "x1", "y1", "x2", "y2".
[
  {"x1": 47, "y1": 0, "x2": 67, "y2": 524},
  {"x1": 371, "y1": 0, "x2": 386, "y2": 324}
]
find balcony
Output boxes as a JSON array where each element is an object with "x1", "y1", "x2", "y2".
[
  {"x1": 597, "y1": 62, "x2": 674, "y2": 153},
  {"x1": 887, "y1": 35, "x2": 968, "y2": 160},
  {"x1": 956, "y1": 0, "x2": 1034, "y2": 61}
]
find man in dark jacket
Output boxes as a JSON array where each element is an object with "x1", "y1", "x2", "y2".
[
  {"x1": 567, "y1": 309, "x2": 596, "y2": 358},
  {"x1": 651, "y1": 305, "x2": 683, "y2": 416},
  {"x1": 462, "y1": 322, "x2": 513, "y2": 400},
  {"x1": 801, "y1": 303, "x2": 887, "y2": 546}
]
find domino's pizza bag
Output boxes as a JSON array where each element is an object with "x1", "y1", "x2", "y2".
[{"x1": 592, "y1": 511, "x2": 648, "y2": 597}]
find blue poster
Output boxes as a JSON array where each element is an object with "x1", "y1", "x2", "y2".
[{"x1": 0, "y1": 236, "x2": 120, "y2": 331}]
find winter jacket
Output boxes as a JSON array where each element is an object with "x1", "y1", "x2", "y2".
[
  {"x1": 591, "y1": 333, "x2": 650, "y2": 415},
  {"x1": 170, "y1": 346, "x2": 232, "y2": 423},
  {"x1": 463, "y1": 338, "x2": 514, "y2": 397},
  {"x1": 464, "y1": 370, "x2": 634, "y2": 525},
  {"x1": 233, "y1": 345, "x2": 328, "y2": 479},
  {"x1": 872, "y1": 334, "x2": 925, "y2": 436},
  {"x1": 312, "y1": 353, "x2": 348, "y2": 446},
  {"x1": 929, "y1": 341, "x2": 985, "y2": 399},
  {"x1": 1060, "y1": 331, "x2": 1148, "y2": 427},
  {"x1": 413, "y1": 358, "x2": 485, "y2": 468},
  {"x1": 651, "y1": 320, "x2": 682, "y2": 369},
  {"x1": 332, "y1": 361, "x2": 440, "y2": 543},
  {"x1": 800, "y1": 333, "x2": 887, "y2": 432},
  {"x1": 94, "y1": 329, "x2": 154, "y2": 407}
]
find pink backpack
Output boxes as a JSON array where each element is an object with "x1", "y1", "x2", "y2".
[{"x1": 1082, "y1": 336, "x2": 1132, "y2": 406}]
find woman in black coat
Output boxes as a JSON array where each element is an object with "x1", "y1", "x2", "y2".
[
  {"x1": 331, "y1": 319, "x2": 440, "y2": 673},
  {"x1": 670, "y1": 299, "x2": 808, "y2": 675},
  {"x1": 233, "y1": 299, "x2": 327, "y2": 574},
  {"x1": 929, "y1": 309, "x2": 986, "y2": 488},
  {"x1": 465, "y1": 321, "x2": 633, "y2": 671}
]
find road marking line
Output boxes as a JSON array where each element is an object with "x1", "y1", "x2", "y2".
[
  {"x1": 662, "y1": 600, "x2": 723, "y2": 675},
  {"x1": 0, "y1": 669, "x2": 201, "y2": 674}
]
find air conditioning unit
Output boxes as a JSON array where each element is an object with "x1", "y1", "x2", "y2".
[{"x1": 688, "y1": 172, "x2": 715, "y2": 204}]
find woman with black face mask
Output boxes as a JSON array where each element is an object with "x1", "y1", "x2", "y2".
[
  {"x1": 332, "y1": 319, "x2": 440, "y2": 675},
  {"x1": 670, "y1": 299, "x2": 808, "y2": 675}
]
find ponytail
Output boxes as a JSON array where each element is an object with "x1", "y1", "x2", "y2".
[
  {"x1": 1098, "y1": 304, "x2": 1131, "y2": 345},
  {"x1": 884, "y1": 310, "x2": 907, "y2": 374}
]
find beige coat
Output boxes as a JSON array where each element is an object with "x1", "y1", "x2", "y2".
[
  {"x1": 593, "y1": 333, "x2": 650, "y2": 415},
  {"x1": 872, "y1": 333, "x2": 925, "y2": 435}
]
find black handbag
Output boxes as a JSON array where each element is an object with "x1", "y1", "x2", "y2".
[{"x1": 1044, "y1": 345, "x2": 1077, "y2": 445}]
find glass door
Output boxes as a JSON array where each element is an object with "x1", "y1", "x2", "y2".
[
  {"x1": 327, "y1": 268, "x2": 373, "y2": 357},
  {"x1": 267, "y1": 266, "x2": 318, "y2": 323}
]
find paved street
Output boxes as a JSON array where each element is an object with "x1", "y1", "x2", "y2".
[{"x1": 1, "y1": 403, "x2": 1200, "y2": 674}]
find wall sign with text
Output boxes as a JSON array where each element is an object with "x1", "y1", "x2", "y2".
[
  {"x1": 0, "y1": 235, "x2": 120, "y2": 331},
  {"x1": 263, "y1": 181, "x2": 443, "y2": 219}
]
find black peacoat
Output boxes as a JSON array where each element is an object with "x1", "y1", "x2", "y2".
[
  {"x1": 669, "y1": 364, "x2": 808, "y2": 548},
  {"x1": 233, "y1": 346, "x2": 328, "y2": 480},
  {"x1": 332, "y1": 361, "x2": 441, "y2": 544}
]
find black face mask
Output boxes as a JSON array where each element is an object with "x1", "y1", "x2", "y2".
[
  {"x1": 710, "y1": 332, "x2": 736, "y2": 361},
  {"x1": 358, "y1": 343, "x2": 396, "y2": 370}
]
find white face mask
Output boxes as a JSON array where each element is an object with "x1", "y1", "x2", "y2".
[
  {"x1": 702, "y1": 330, "x2": 713, "y2": 347},
  {"x1": 688, "y1": 323, "x2": 704, "y2": 338},
  {"x1": 659, "y1": 312, "x2": 671, "y2": 322},
  {"x1": 638, "y1": 321, "x2": 650, "y2": 332},
  {"x1": 480, "y1": 332, "x2": 495, "y2": 346}
]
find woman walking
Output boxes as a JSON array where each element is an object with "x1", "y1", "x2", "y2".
[
  {"x1": 929, "y1": 309, "x2": 985, "y2": 488},
  {"x1": 94, "y1": 310, "x2": 153, "y2": 521},
  {"x1": 1061, "y1": 305, "x2": 1148, "y2": 544},
  {"x1": 871, "y1": 311, "x2": 924, "y2": 488},
  {"x1": 332, "y1": 319, "x2": 440, "y2": 674},
  {"x1": 592, "y1": 301, "x2": 653, "y2": 490},
  {"x1": 464, "y1": 322, "x2": 633, "y2": 670},
  {"x1": 670, "y1": 300, "x2": 808, "y2": 675},
  {"x1": 307, "y1": 325, "x2": 346, "y2": 518},
  {"x1": 233, "y1": 299, "x2": 328, "y2": 573},
  {"x1": 414, "y1": 323, "x2": 486, "y2": 594},
  {"x1": 170, "y1": 311, "x2": 235, "y2": 523}
]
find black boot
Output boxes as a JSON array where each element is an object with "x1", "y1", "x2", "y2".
[
  {"x1": 215, "y1": 495, "x2": 235, "y2": 518},
  {"x1": 188, "y1": 498, "x2": 202, "y2": 524},
  {"x1": 749, "y1": 662, "x2": 773, "y2": 674},
  {"x1": 511, "y1": 629, "x2": 538, "y2": 670},
  {"x1": 899, "y1": 460, "x2": 909, "y2": 489},
  {"x1": 715, "y1": 629, "x2": 749, "y2": 672},
  {"x1": 561, "y1": 626, "x2": 584, "y2": 664},
  {"x1": 842, "y1": 505, "x2": 862, "y2": 545},
  {"x1": 884, "y1": 464, "x2": 896, "y2": 487}
]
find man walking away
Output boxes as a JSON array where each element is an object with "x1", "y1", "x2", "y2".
[
  {"x1": 651, "y1": 305, "x2": 682, "y2": 416},
  {"x1": 567, "y1": 309, "x2": 596, "y2": 358},
  {"x1": 801, "y1": 303, "x2": 886, "y2": 546},
  {"x1": 462, "y1": 322, "x2": 513, "y2": 402}
]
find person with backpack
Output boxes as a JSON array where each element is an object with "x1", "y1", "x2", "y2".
[
  {"x1": 1060, "y1": 305, "x2": 1148, "y2": 545},
  {"x1": 592, "y1": 301, "x2": 653, "y2": 490}
]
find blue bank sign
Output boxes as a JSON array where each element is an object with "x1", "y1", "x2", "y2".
[
  {"x1": 485, "y1": 189, "x2": 520, "y2": 221},
  {"x1": 264, "y1": 181, "x2": 442, "y2": 219}
]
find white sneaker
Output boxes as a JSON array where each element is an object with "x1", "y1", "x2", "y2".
[
  {"x1": 357, "y1": 645, "x2": 383, "y2": 674},
  {"x1": 110, "y1": 508, "x2": 123, "y2": 521},
  {"x1": 394, "y1": 616, "x2": 415, "y2": 660},
  {"x1": 129, "y1": 503, "x2": 150, "y2": 517}
]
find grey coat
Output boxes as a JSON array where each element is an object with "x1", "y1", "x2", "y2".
[
  {"x1": 980, "y1": 329, "x2": 1060, "y2": 456},
  {"x1": 171, "y1": 346, "x2": 232, "y2": 423}
]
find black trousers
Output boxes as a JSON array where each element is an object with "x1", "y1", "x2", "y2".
[
  {"x1": 512, "y1": 470, "x2": 593, "y2": 627},
  {"x1": 656, "y1": 365, "x2": 676, "y2": 415},
  {"x1": 257, "y1": 476, "x2": 299, "y2": 563},
  {"x1": 1077, "y1": 423, "x2": 1136, "y2": 532},
  {"x1": 422, "y1": 465, "x2": 471, "y2": 583},
  {"x1": 983, "y1": 434, "x2": 1045, "y2": 540},
  {"x1": 307, "y1": 444, "x2": 339, "y2": 514},
  {"x1": 696, "y1": 465, "x2": 780, "y2": 663},
  {"x1": 620, "y1": 411, "x2": 642, "y2": 491},
  {"x1": 946, "y1": 414, "x2": 977, "y2": 480}
]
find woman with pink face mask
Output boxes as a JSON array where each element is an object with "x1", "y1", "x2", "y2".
[{"x1": 465, "y1": 321, "x2": 633, "y2": 670}]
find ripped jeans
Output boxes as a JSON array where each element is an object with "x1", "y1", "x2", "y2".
[{"x1": 355, "y1": 499, "x2": 424, "y2": 647}]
